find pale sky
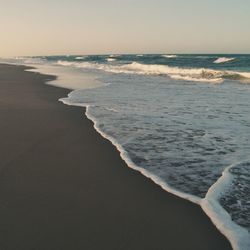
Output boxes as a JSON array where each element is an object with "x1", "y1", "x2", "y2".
[{"x1": 0, "y1": 0, "x2": 249, "y2": 57}]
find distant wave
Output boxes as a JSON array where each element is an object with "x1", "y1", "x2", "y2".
[
  {"x1": 57, "y1": 60, "x2": 250, "y2": 83},
  {"x1": 214, "y1": 57, "x2": 235, "y2": 64},
  {"x1": 162, "y1": 55, "x2": 178, "y2": 58},
  {"x1": 195, "y1": 56, "x2": 214, "y2": 59},
  {"x1": 75, "y1": 56, "x2": 85, "y2": 60},
  {"x1": 106, "y1": 58, "x2": 116, "y2": 62}
]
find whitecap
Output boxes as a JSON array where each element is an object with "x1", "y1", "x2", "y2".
[
  {"x1": 162, "y1": 55, "x2": 178, "y2": 58},
  {"x1": 75, "y1": 56, "x2": 85, "y2": 60},
  {"x1": 214, "y1": 57, "x2": 235, "y2": 64},
  {"x1": 106, "y1": 58, "x2": 116, "y2": 62}
]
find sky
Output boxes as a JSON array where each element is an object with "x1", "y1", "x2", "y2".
[{"x1": 0, "y1": 0, "x2": 250, "y2": 57}]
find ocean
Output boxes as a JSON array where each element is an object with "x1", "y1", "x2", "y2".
[{"x1": 2, "y1": 54, "x2": 250, "y2": 249}]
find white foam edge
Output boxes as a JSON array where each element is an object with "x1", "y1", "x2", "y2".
[
  {"x1": 59, "y1": 97, "x2": 201, "y2": 205},
  {"x1": 201, "y1": 163, "x2": 250, "y2": 250}
]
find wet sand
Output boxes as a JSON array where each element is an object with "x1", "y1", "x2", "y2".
[{"x1": 0, "y1": 64, "x2": 232, "y2": 250}]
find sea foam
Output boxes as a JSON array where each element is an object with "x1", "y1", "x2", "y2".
[{"x1": 202, "y1": 162, "x2": 250, "y2": 250}]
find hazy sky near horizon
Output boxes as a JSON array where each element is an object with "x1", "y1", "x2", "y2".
[{"x1": 0, "y1": 0, "x2": 249, "y2": 56}]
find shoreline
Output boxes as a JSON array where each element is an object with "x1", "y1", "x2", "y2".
[
  {"x1": 61, "y1": 83, "x2": 250, "y2": 250},
  {"x1": 0, "y1": 63, "x2": 231, "y2": 249}
]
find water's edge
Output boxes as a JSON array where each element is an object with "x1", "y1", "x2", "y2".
[{"x1": 61, "y1": 97, "x2": 249, "y2": 250}]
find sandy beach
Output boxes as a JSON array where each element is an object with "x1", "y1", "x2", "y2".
[{"x1": 0, "y1": 63, "x2": 232, "y2": 250}]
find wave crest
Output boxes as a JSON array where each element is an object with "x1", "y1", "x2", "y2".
[{"x1": 214, "y1": 57, "x2": 235, "y2": 64}]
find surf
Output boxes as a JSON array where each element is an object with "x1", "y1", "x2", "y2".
[{"x1": 57, "y1": 60, "x2": 250, "y2": 84}]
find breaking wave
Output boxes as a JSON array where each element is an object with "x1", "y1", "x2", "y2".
[{"x1": 57, "y1": 60, "x2": 250, "y2": 83}]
